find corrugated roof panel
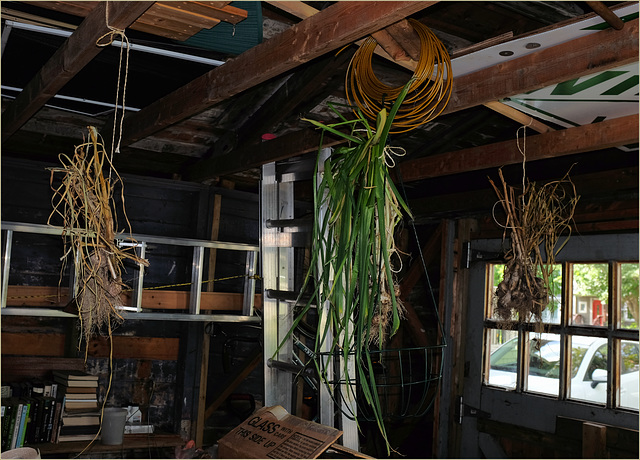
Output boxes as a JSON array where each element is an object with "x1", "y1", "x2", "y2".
[{"x1": 181, "y1": 1, "x2": 263, "y2": 55}]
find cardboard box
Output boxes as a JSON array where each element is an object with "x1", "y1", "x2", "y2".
[{"x1": 217, "y1": 405, "x2": 372, "y2": 459}]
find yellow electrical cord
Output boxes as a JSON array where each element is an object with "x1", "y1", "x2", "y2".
[{"x1": 346, "y1": 19, "x2": 453, "y2": 134}]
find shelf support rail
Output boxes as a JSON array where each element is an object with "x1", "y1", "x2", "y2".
[{"x1": 1, "y1": 221, "x2": 259, "y2": 322}]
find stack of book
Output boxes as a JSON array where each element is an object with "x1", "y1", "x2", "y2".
[{"x1": 52, "y1": 371, "x2": 100, "y2": 443}]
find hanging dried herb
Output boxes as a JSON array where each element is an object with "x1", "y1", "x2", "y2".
[
  {"x1": 489, "y1": 167, "x2": 579, "y2": 323},
  {"x1": 48, "y1": 126, "x2": 148, "y2": 347}
]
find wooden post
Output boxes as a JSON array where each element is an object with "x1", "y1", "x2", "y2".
[
  {"x1": 196, "y1": 181, "x2": 234, "y2": 446},
  {"x1": 582, "y1": 422, "x2": 607, "y2": 458}
]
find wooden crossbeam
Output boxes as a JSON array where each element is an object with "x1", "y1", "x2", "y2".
[{"x1": 397, "y1": 113, "x2": 639, "y2": 183}]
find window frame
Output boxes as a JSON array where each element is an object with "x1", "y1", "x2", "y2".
[{"x1": 482, "y1": 260, "x2": 639, "y2": 411}]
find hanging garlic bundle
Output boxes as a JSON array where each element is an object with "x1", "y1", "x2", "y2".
[{"x1": 48, "y1": 127, "x2": 148, "y2": 347}]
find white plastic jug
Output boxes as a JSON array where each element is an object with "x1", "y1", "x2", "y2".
[{"x1": 101, "y1": 407, "x2": 128, "y2": 445}]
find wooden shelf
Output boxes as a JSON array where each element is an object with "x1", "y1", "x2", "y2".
[{"x1": 28, "y1": 433, "x2": 183, "y2": 457}]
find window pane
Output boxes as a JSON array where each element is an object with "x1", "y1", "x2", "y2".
[
  {"x1": 540, "y1": 264, "x2": 561, "y2": 325},
  {"x1": 569, "y1": 335, "x2": 608, "y2": 405},
  {"x1": 526, "y1": 333, "x2": 560, "y2": 396},
  {"x1": 488, "y1": 264, "x2": 514, "y2": 321},
  {"x1": 571, "y1": 263, "x2": 609, "y2": 327},
  {"x1": 619, "y1": 340, "x2": 639, "y2": 410},
  {"x1": 486, "y1": 328, "x2": 518, "y2": 389},
  {"x1": 620, "y1": 263, "x2": 639, "y2": 330}
]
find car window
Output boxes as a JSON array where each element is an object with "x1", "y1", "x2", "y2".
[
  {"x1": 585, "y1": 344, "x2": 608, "y2": 381},
  {"x1": 490, "y1": 339, "x2": 518, "y2": 372},
  {"x1": 570, "y1": 345, "x2": 589, "y2": 378},
  {"x1": 530, "y1": 338, "x2": 560, "y2": 377}
]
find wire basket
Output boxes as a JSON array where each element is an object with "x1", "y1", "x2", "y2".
[{"x1": 317, "y1": 344, "x2": 445, "y2": 422}]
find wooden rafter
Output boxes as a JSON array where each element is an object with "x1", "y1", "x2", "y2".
[
  {"x1": 396, "y1": 114, "x2": 639, "y2": 183},
  {"x1": 117, "y1": 1, "x2": 434, "y2": 147},
  {"x1": 233, "y1": 48, "x2": 355, "y2": 148},
  {"x1": 1, "y1": 1, "x2": 155, "y2": 143}
]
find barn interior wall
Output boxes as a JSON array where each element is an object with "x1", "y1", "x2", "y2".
[{"x1": 1, "y1": 157, "x2": 263, "y2": 442}]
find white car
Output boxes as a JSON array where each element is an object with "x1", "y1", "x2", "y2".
[{"x1": 487, "y1": 334, "x2": 639, "y2": 410}]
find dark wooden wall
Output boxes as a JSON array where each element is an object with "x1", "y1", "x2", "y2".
[{"x1": 1, "y1": 157, "x2": 262, "y2": 440}]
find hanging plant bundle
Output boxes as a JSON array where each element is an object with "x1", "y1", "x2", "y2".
[
  {"x1": 278, "y1": 82, "x2": 415, "y2": 453},
  {"x1": 489, "y1": 168, "x2": 579, "y2": 323},
  {"x1": 48, "y1": 126, "x2": 148, "y2": 347}
]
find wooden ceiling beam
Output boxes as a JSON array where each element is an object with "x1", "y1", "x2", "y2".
[
  {"x1": 185, "y1": 129, "x2": 344, "y2": 182},
  {"x1": 396, "y1": 113, "x2": 639, "y2": 183},
  {"x1": 1, "y1": 1, "x2": 154, "y2": 143},
  {"x1": 117, "y1": 1, "x2": 435, "y2": 147}
]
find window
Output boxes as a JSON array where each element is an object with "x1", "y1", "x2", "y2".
[{"x1": 483, "y1": 262, "x2": 639, "y2": 411}]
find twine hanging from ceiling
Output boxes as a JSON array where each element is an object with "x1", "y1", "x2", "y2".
[{"x1": 346, "y1": 18, "x2": 453, "y2": 134}]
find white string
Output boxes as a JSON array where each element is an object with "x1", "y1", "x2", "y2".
[
  {"x1": 381, "y1": 145, "x2": 406, "y2": 168},
  {"x1": 516, "y1": 118, "x2": 534, "y2": 192},
  {"x1": 95, "y1": 1, "x2": 130, "y2": 160}
]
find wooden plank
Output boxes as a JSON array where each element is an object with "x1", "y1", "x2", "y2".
[
  {"x1": 195, "y1": 331, "x2": 210, "y2": 447},
  {"x1": 478, "y1": 418, "x2": 580, "y2": 457},
  {"x1": 385, "y1": 19, "x2": 421, "y2": 61},
  {"x1": 5, "y1": 286, "x2": 70, "y2": 307},
  {"x1": 556, "y1": 416, "x2": 639, "y2": 455},
  {"x1": 207, "y1": 194, "x2": 223, "y2": 292},
  {"x1": 1, "y1": 332, "x2": 66, "y2": 356},
  {"x1": 582, "y1": 422, "x2": 607, "y2": 459},
  {"x1": 160, "y1": 1, "x2": 248, "y2": 25},
  {"x1": 153, "y1": 3, "x2": 221, "y2": 29},
  {"x1": 397, "y1": 114, "x2": 639, "y2": 183},
  {"x1": 443, "y1": 18, "x2": 639, "y2": 115},
  {"x1": 5, "y1": 285, "x2": 263, "y2": 311},
  {"x1": 86, "y1": 335, "x2": 180, "y2": 360},
  {"x1": 1, "y1": 356, "x2": 85, "y2": 381},
  {"x1": 119, "y1": 1, "x2": 435, "y2": 146},
  {"x1": 1, "y1": 1, "x2": 155, "y2": 142},
  {"x1": 33, "y1": 433, "x2": 183, "y2": 455}
]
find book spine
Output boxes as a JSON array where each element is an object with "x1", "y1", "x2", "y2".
[
  {"x1": 1, "y1": 403, "x2": 10, "y2": 451},
  {"x1": 44, "y1": 400, "x2": 56, "y2": 443},
  {"x1": 50, "y1": 401, "x2": 63, "y2": 444},
  {"x1": 31, "y1": 398, "x2": 43, "y2": 445},
  {"x1": 39, "y1": 398, "x2": 52, "y2": 443},
  {"x1": 10, "y1": 403, "x2": 23, "y2": 449},
  {"x1": 25, "y1": 398, "x2": 40, "y2": 445},
  {"x1": 4, "y1": 402, "x2": 18, "y2": 451},
  {"x1": 17, "y1": 403, "x2": 29, "y2": 447}
]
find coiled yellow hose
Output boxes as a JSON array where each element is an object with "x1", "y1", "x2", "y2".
[{"x1": 346, "y1": 19, "x2": 453, "y2": 134}]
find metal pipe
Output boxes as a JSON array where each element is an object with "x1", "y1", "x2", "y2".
[
  {"x1": 3, "y1": 20, "x2": 226, "y2": 66},
  {"x1": 2, "y1": 85, "x2": 140, "y2": 112},
  {"x1": 2, "y1": 230, "x2": 13, "y2": 309},
  {"x1": 1, "y1": 21, "x2": 13, "y2": 57}
]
